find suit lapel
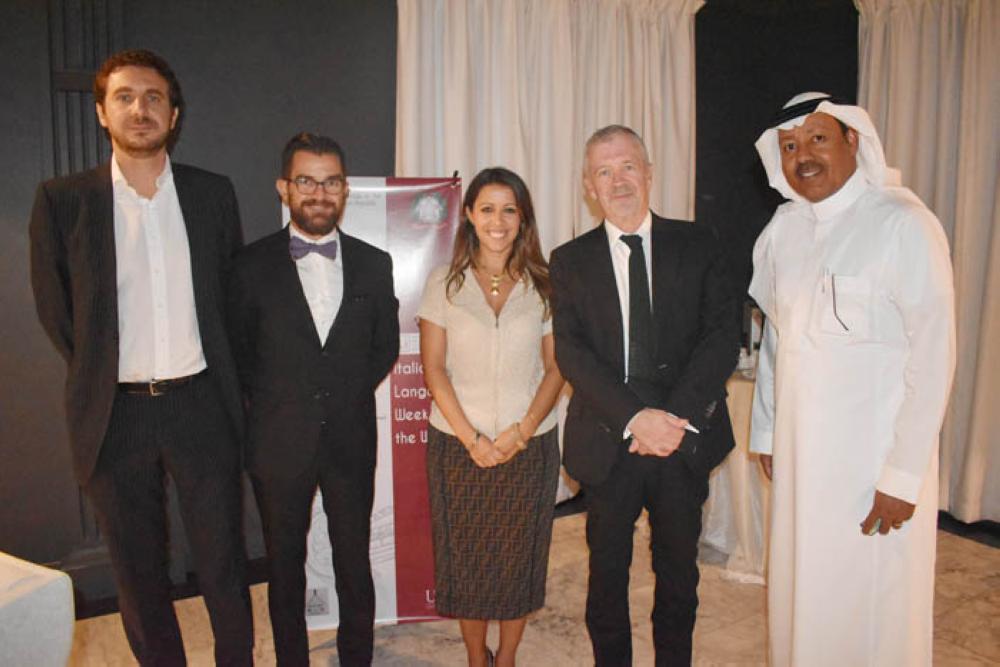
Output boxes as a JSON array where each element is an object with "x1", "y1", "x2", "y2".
[
  {"x1": 89, "y1": 164, "x2": 119, "y2": 357},
  {"x1": 323, "y1": 232, "x2": 358, "y2": 350},
  {"x1": 586, "y1": 224, "x2": 626, "y2": 373},
  {"x1": 272, "y1": 226, "x2": 325, "y2": 349},
  {"x1": 651, "y1": 217, "x2": 684, "y2": 340},
  {"x1": 173, "y1": 165, "x2": 216, "y2": 334}
]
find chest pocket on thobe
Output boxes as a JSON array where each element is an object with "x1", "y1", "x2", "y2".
[{"x1": 814, "y1": 274, "x2": 873, "y2": 339}]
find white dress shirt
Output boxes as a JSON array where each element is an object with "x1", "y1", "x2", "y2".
[
  {"x1": 289, "y1": 224, "x2": 343, "y2": 345},
  {"x1": 112, "y1": 155, "x2": 206, "y2": 382},
  {"x1": 604, "y1": 211, "x2": 653, "y2": 382}
]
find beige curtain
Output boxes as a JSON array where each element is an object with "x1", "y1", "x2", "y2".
[
  {"x1": 856, "y1": 0, "x2": 1000, "y2": 522},
  {"x1": 396, "y1": 0, "x2": 704, "y2": 506},
  {"x1": 395, "y1": 0, "x2": 703, "y2": 254}
]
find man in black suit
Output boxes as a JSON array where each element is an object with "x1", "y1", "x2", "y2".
[
  {"x1": 227, "y1": 133, "x2": 399, "y2": 666},
  {"x1": 550, "y1": 125, "x2": 738, "y2": 666},
  {"x1": 29, "y1": 50, "x2": 252, "y2": 665}
]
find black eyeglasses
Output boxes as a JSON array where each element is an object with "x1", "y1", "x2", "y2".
[{"x1": 286, "y1": 175, "x2": 346, "y2": 195}]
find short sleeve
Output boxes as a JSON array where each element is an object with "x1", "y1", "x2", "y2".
[
  {"x1": 538, "y1": 280, "x2": 554, "y2": 335},
  {"x1": 416, "y1": 264, "x2": 450, "y2": 327}
]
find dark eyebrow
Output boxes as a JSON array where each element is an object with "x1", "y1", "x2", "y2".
[{"x1": 111, "y1": 85, "x2": 165, "y2": 95}]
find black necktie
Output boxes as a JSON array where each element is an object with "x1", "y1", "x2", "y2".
[{"x1": 621, "y1": 234, "x2": 654, "y2": 380}]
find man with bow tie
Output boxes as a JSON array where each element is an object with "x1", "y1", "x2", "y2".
[{"x1": 227, "y1": 132, "x2": 399, "y2": 666}]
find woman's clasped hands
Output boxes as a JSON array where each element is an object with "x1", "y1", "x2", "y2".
[{"x1": 466, "y1": 423, "x2": 528, "y2": 468}]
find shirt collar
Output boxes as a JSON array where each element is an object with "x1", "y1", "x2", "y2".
[
  {"x1": 110, "y1": 153, "x2": 174, "y2": 199},
  {"x1": 809, "y1": 168, "x2": 869, "y2": 221},
  {"x1": 604, "y1": 211, "x2": 653, "y2": 247}
]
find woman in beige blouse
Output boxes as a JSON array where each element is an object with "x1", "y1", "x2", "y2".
[{"x1": 418, "y1": 167, "x2": 564, "y2": 667}]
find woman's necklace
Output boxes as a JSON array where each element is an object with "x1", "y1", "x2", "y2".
[
  {"x1": 476, "y1": 263, "x2": 515, "y2": 299},
  {"x1": 488, "y1": 273, "x2": 503, "y2": 296},
  {"x1": 475, "y1": 265, "x2": 505, "y2": 297}
]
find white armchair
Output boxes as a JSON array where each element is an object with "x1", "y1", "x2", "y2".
[{"x1": 0, "y1": 551, "x2": 74, "y2": 667}]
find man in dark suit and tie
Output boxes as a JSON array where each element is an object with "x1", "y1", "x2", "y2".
[
  {"x1": 227, "y1": 132, "x2": 399, "y2": 666},
  {"x1": 29, "y1": 50, "x2": 252, "y2": 665},
  {"x1": 550, "y1": 125, "x2": 739, "y2": 666}
]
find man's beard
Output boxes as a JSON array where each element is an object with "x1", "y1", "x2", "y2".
[
  {"x1": 111, "y1": 118, "x2": 171, "y2": 157},
  {"x1": 290, "y1": 199, "x2": 342, "y2": 237}
]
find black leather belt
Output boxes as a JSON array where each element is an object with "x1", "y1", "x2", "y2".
[{"x1": 118, "y1": 370, "x2": 205, "y2": 396}]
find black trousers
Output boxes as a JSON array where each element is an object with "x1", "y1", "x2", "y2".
[
  {"x1": 250, "y1": 440, "x2": 376, "y2": 667},
  {"x1": 583, "y1": 451, "x2": 709, "y2": 667},
  {"x1": 83, "y1": 373, "x2": 253, "y2": 667}
]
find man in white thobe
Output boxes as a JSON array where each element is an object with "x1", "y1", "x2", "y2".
[{"x1": 749, "y1": 92, "x2": 956, "y2": 666}]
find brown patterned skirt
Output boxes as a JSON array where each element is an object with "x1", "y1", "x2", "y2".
[{"x1": 426, "y1": 425, "x2": 560, "y2": 620}]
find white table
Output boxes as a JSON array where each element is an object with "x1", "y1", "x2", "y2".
[{"x1": 701, "y1": 375, "x2": 770, "y2": 584}]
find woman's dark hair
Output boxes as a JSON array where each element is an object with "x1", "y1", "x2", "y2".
[{"x1": 445, "y1": 167, "x2": 551, "y2": 313}]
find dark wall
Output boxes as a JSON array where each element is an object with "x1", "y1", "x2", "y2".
[
  {"x1": 0, "y1": 0, "x2": 397, "y2": 575},
  {"x1": 695, "y1": 0, "x2": 858, "y2": 290},
  {"x1": 0, "y1": 0, "x2": 82, "y2": 566},
  {"x1": 129, "y1": 0, "x2": 398, "y2": 242}
]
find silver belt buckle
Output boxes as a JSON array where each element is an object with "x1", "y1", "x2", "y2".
[{"x1": 149, "y1": 380, "x2": 164, "y2": 397}]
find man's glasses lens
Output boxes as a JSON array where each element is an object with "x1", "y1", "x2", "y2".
[{"x1": 292, "y1": 176, "x2": 344, "y2": 194}]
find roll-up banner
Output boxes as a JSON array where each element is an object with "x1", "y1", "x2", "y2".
[{"x1": 292, "y1": 177, "x2": 461, "y2": 629}]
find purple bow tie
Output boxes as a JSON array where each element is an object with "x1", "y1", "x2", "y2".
[{"x1": 289, "y1": 236, "x2": 338, "y2": 261}]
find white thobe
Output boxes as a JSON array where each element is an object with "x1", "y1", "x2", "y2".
[{"x1": 748, "y1": 170, "x2": 955, "y2": 667}]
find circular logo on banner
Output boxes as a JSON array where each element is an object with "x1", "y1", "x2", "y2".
[{"x1": 411, "y1": 192, "x2": 449, "y2": 226}]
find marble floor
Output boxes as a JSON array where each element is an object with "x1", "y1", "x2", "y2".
[{"x1": 70, "y1": 513, "x2": 1000, "y2": 666}]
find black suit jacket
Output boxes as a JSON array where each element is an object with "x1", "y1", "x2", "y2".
[
  {"x1": 226, "y1": 227, "x2": 400, "y2": 480},
  {"x1": 550, "y1": 214, "x2": 739, "y2": 486},
  {"x1": 29, "y1": 162, "x2": 245, "y2": 484}
]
